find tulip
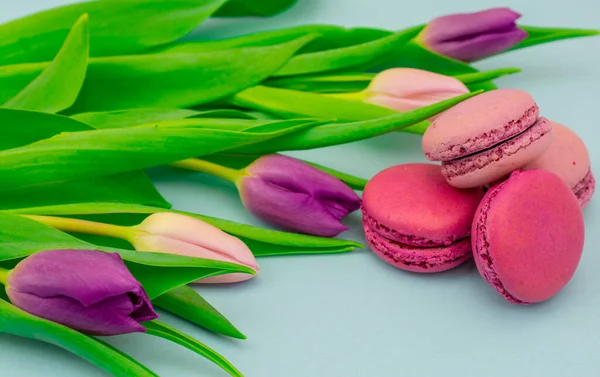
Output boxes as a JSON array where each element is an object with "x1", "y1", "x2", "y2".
[
  {"x1": 2, "y1": 249, "x2": 158, "y2": 336},
  {"x1": 418, "y1": 8, "x2": 528, "y2": 62},
  {"x1": 362, "y1": 68, "x2": 469, "y2": 112},
  {"x1": 130, "y1": 212, "x2": 259, "y2": 284},
  {"x1": 237, "y1": 155, "x2": 361, "y2": 237}
]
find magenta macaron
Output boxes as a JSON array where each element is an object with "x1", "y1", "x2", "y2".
[
  {"x1": 422, "y1": 89, "x2": 553, "y2": 188},
  {"x1": 361, "y1": 163, "x2": 484, "y2": 273},
  {"x1": 472, "y1": 169, "x2": 585, "y2": 304},
  {"x1": 525, "y1": 121, "x2": 595, "y2": 209}
]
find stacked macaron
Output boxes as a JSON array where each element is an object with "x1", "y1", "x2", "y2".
[{"x1": 362, "y1": 89, "x2": 594, "y2": 305}]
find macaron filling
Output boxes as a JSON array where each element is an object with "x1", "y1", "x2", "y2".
[
  {"x1": 424, "y1": 104, "x2": 539, "y2": 161},
  {"x1": 362, "y1": 209, "x2": 470, "y2": 247},
  {"x1": 573, "y1": 170, "x2": 596, "y2": 208},
  {"x1": 364, "y1": 221, "x2": 472, "y2": 271},
  {"x1": 441, "y1": 117, "x2": 551, "y2": 178}
]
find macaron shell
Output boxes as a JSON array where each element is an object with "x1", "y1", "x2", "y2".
[
  {"x1": 362, "y1": 163, "x2": 484, "y2": 245},
  {"x1": 423, "y1": 89, "x2": 538, "y2": 161},
  {"x1": 365, "y1": 222, "x2": 472, "y2": 273},
  {"x1": 472, "y1": 169, "x2": 585, "y2": 304},
  {"x1": 441, "y1": 117, "x2": 553, "y2": 188},
  {"x1": 525, "y1": 122, "x2": 591, "y2": 189}
]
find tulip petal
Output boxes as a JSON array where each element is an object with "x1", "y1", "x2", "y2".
[
  {"x1": 8, "y1": 250, "x2": 145, "y2": 307},
  {"x1": 6, "y1": 288, "x2": 157, "y2": 336}
]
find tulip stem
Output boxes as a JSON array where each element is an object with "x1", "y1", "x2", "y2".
[
  {"x1": 0, "y1": 267, "x2": 8, "y2": 284},
  {"x1": 21, "y1": 215, "x2": 132, "y2": 240},
  {"x1": 171, "y1": 158, "x2": 243, "y2": 183}
]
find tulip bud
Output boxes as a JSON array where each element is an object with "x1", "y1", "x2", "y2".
[
  {"x1": 130, "y1": 212, "x2": 259, "y2": 284},
  {"x1": 5, "y1": 249, "x2": 158, "y2": 336},
  {"x1": 237, "y1": 154, "x2": 361, "y2": 237},
  {"x1": 362, "y1": 68, "x2": 469, "y2": 112},
  {"x1": 419, "y1": 8, "x2": 528, "y2": 62}
]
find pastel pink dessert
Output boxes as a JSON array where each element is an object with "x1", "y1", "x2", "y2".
[
  {"x1": 472, "y1": 169, "x2": 585, "y2": 304},
  {"x1": 422, "y1": 89, "x2": 553, "y2": 188},
  {"x1": 361, "y1": 163, "x2": 484, "y2": 273},
  {"x1": 525, "y1": 121, "x2": 595, "y2": 208}
]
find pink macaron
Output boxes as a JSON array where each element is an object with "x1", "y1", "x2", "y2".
[
  {"x1": 422, "y1": 89, "x2": 553, "y2": 188},
  {"x1": 472, "y1": 169, "x2": 585, "y2": 304},
  {"x1": 525, "y1": 121, "x2": 595, "y2": 209},
  {"x1": 361, "y1": 163, "x2": 484, "y2": 273}
]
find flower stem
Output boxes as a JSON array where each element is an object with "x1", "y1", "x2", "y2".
[
  {"x1": 322, "y1": 91, "x2": 369, "y2": 102},
  {"x1": 0, "y1": 267, "x2": 9, "y2": 285},
  {"x1": 21, "y1": 215, "x2": 132, "y2": 240},
  {"x1": 171, "y1": 158, "x2": 243, "y2": 183}
]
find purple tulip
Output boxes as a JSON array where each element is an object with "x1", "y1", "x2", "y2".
[
  {"x1": 419, "y1": 8, "x2": 528, "y2": 62},
  {"x1": 237, "y1": 155, "x2": 361, "y2": 237},
  {"x1": 6, "y1": 249, "x2": 158, "y2": 336}
]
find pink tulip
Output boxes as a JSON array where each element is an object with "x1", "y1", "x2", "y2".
[
  {"x1": 363, "y1": 68, "x2": 470, "y2": 112},
  {"x1": 130, "y1": 212, "x2": 259, "y2": 284}
]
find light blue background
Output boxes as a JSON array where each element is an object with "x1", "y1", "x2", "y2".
[{"x1": 1, "y1": 1, "x2": 599, "y2": 376}]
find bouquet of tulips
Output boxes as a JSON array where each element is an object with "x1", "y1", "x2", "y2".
[{"x1": 0, "y1": 0, "x2": 597, "y2": 376}]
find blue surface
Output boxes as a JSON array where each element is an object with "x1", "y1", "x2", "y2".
[{"x1": 1, "y1": 1, "x2": 599, "y2": 376}]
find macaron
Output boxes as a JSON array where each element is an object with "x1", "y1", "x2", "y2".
[
  {"x1": 525, "y1": 121, "x2": 595, "y2": 208},
  {"x1": 422, "y1": 89, "x2": 553, "y2": 188},
  {"x1": 472, "y1": 169, "x2": 585, "y2": 304},
  {"x1": 361, "y1": 163, "x2": 484, "y2": 273}
]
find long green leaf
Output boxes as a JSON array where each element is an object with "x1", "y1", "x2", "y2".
[
  {"x1": 154, "y1": 286, "x2": 245, "y2": 339},
  {"x1": 274, "y1": 25, "x2": 424, "y2": 76},
  {"x1": 0, "y1": 120, "x2": 315, "y2": 190},
  {"x1": 0, "y1": 171, "x2": 170, "y2": 210},
  {"x1": 214, "y1": 0, "x2": 297, "y2": 17},
  {"x1": 507, "y1": 25, "x2": 599, "y2": 53},
  {"x1": 228, "y1": 91, "x2": 480, "y2": 153},
  {"x1": 145, "y1": 320, "x2": 243, "y2": 377},
  {"x1": 6, "y1": 202, "x2": 364, "y2": 254},
  {"x1": 71, "y1": 108, "x2": 255, "y2": 129},
  {"x1": 0, "y1": 0, "x2": 227, "y2": 65},
  {"x1": 0, "y1": 299, "x2": 158, "y2": 377},
  {"x1": 0, "y1": 213, "x2": 255, "y2": 299},
  {"x1": 2, "y1": 15, "x2": 89, "y2": 113},
  {"x1": 0, "y1": 37, "x2": 314, "y2": 112}
]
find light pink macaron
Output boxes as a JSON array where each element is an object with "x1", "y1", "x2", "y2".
[
  {"x1": 362, "y1": 163, "x2": 484, "y2": 273},
  {"x1": 422, "y1": 89, "x2": 553, "y2": 188},
  {"x1": 525, "y1": 121, "x2": 595, "y2": 209},
  {"x1": 472, "y1": 169, "x2": 585, "y2": 304}
]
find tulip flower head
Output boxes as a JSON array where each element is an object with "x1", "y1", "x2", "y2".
[
  {"x1": 5, "y1": 249, "x2": 157, "y2": 336},
  {"x1": 362, "y1": 68, "x2": 470, "y2": 112},
  {"x1": 237, "y1": 155, "x2": 362, "y2": 237},
  {"x1": 419, "y1": 8, "x2": 528, "y2": 62},
  {"x1": 130, "y1": 212, "x2": 259, "y2": 283}
]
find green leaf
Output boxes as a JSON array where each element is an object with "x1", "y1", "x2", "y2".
[
  {"x1": 145, "y1": 320, "x2": 243, "y2": 377},
  {"x1": 228, "y1": 91, "x2": 481, "y2": 153},
  {"x1": 2, "y1": 14, "x2": 89, "y2": 113},
  {"x1": 0, "y1": 299, "x2": 158, "y2": 377},
  {"x1": 274, "y1": 25, "x2": 424, "y2": 76},
  {"x1": 154, "y1": 286, "x2": 245, "y2": 339},
  {"x1": 214, "y1": 0, "x2": 297, "y2": 17},
  {"x1": 0, "y1": 0, "x2": 228, "y2": 65},
  {"x1": 204, "y1": 153, "x2": 368, "y2": 190},
  {"x1": 0, "y1": 108, "x2": 92, "y2": 151},
  {"x1": 0, "y1": 171, "x2": 170, "y2": 209},
  {"x1": 378, "y1": 39, "x2": 482, "y2": 76},
  {"x1": 0, "y1": 120, "x2": 315, "y2": 190},
  {"x1": 6, "y1": 202, "x2": 364, "y2": 256},
  {"x1": 71, "y1": 108, "x2": 255, "y2": 129},
  {"x1": 0, "y1": 36, "x2": 315, "y2": 112},
  {"x1": 508, "y1": 25, "x2": 600, "y2": 53},
  {"x1": 266, "y1": 68, "x2": 520, "y2": 93},
  {"x1": 0, "y1": 213, "x2": 255, "y2": 299}
]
